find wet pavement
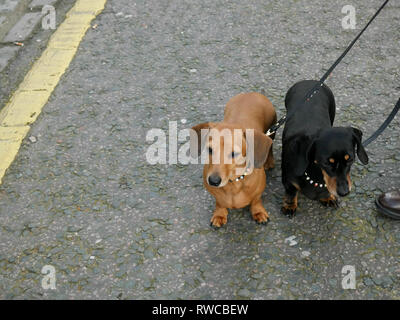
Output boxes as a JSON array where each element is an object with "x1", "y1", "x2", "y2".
[{"x1": 0, "y1": 0, "x2": 399, "y2": 299}]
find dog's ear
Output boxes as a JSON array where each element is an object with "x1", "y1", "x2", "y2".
[
  {"x1": 244, "y1": 129, "x2": 273, "y2": 168},
  {"x1": 289, "y1": 135, "x2": 315, "y2": 176},
  {"x1": 190, "y1": 122, "x2": 215, "y2": 157},
  {"x1": 351, "y1": 127, "x2": 368, "y2": 165}
]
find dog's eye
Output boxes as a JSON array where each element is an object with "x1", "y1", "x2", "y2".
[
  {"x1": 326, "y1": 160, "x2": 338, "y2": 169},
  {"x1": 208, "y1": 147, "x2": 213, "y2": 155}
]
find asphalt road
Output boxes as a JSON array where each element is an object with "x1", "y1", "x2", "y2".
[{"x1": 0, "y1": 0, "x2": 399, "y2": 299}]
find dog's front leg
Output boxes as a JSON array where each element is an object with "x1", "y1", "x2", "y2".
[
  {"x1": 320, "y1": 194, "x2": 339, "y2": 208},
  {"x1": 250, "y1": 197, "x2": 270, "y2": 225},
  {"x1": 210, "y1": 204, "x2": 228, "y2": 228},
  {"x1": 281, "y1": 183, "x2": 299, "y2": 218}
]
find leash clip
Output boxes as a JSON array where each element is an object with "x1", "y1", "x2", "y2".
[
  {"x1": 266, "y1": 115, "x2": 287, "y2": 137},
  {"x1": 266, "y1": 129, "x2": 274, "y2": 136}
]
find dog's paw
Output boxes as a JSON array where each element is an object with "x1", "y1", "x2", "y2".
[
  {"x1": 210, "y1": 215, "x2": 227, "y2": 228},
  {"x1": 252, "y1": 211, "x2": 270, "y2": 225},
  {"x1": 281, "y1": 205, "x2": 297, "y2": 218},
  {"x1": 320, "y1": 195, "x2": 339, "y2": 209}
]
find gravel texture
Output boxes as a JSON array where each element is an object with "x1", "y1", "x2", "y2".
[{"x1": 0, "y1": 0, "x2": 399, "y2": 299}]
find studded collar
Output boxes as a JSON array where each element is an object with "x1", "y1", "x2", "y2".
[
  {"x1": 304, "y1": 171, "x2": 327, "y2": 188},
  {"x1": 229, "y1": 167, "x2": 252, "y2": 183}
]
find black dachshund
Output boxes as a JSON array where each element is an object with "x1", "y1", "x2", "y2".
[{"x1": 281, "y1": 80, "x2": 368, "y2": 217}]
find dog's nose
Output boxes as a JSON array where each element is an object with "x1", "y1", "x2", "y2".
[
  {"x1": 337, "y1": 183, "x2": 350, "y2": 197},
  {"x1": 208, "y1": 174, "x2": 222, "y2": 187},
  {"x1": 338, "y1": 189, "x2": 350, "y2": 197}
]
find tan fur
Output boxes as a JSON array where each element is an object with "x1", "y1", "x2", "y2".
[
  {"x1": 320, "y1": 193, "x2": 337, "y2": 204},
  {"x1": 321, "y1": 169, "x2": 338, "y2": 197},
  {"x1": 194, "y1": 92, "x2": 276, "y2": 227},
  {"x1": 283, "y1": 192, "x2": 298, "y2": 212},
  {"x1": 347, "y1": 173, "x2": 352, "y2": 191}
]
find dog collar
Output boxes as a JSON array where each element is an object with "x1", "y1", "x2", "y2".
[
  {"x1": 233, "y1": 174, "x2": 245, "y2": 182},
  {"x1": 304, "y1": 171, "x2": 327, "y2": 188},
  {"x1": 230, "y1": 168, "x2": 252, "y2": 183}
]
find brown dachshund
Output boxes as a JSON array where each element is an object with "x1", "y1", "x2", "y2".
[{"x1": 191, "y1": 92, "x2": 277, "y2": 227}]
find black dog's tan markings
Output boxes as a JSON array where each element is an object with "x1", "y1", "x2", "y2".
[
  {"x1": 320, "y1": 193, "x2": 339, "y2": 208},
  {"x1": 281, "y1": 80, "x2": 369, "y2": 216},
  {"x1": 282, "y1": 188, "x2": 298, "y2": 218},
  {"x1": 321, "y1": 169, "x2": 337, "y2": 196}
]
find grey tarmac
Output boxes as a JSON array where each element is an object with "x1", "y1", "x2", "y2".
[{"x1": 0, "y1": 0, "x2": 399, "y2": 299}]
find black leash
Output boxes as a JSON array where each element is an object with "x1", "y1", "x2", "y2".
[
  {"x1": 363, "y1": 98, "x2": 400, "y2": 147},
  {"x1": 266, "y1": 0, "x2": 394, "y2": 142}
]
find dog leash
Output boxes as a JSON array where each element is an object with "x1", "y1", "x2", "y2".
[
  {"x1": 266, "y1": 0, "x2": 392, "y2": 139},
  {"x1": 362, "y1": 98, "x2": 400, "y2": 147},
  {"x1": 267, "y1": 97, "x2": 400, "y2": 148}
]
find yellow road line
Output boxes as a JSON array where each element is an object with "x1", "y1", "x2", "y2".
[{"x1": 0, "y1": 0, "x2": 107, "y2": 184}]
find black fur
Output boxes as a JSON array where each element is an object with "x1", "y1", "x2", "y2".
[{"x1": 281, "y1": 80, "x2": 368, "y2": 216}]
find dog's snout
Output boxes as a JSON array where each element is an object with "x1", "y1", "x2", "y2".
[
  {"x1": 337, "y1": 181, "x2": 350, "y2": 197},
  {"x1": 338, "y1": 190, "x2": 349, "y2": 197},
  {"x1": 208, "y1": 174, "x2": 222, "y2": 187}
]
